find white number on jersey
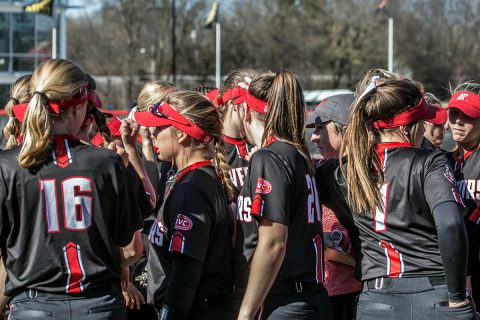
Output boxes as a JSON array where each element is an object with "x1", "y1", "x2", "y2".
[{"x1": 40, "y1": 177, "x2": 93, "y2": 233}]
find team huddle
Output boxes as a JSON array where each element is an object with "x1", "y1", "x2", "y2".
[{"x1": 0, "y1": 59, "x2": 479, "y2": 320}]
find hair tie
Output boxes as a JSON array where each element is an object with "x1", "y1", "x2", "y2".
[
  {"x1": 9, "y1": 97, "x2": 19, "y2": 104},
  {"x1": 359, "y1": 76, "x2": 380, "y2": 100},
  {"x1": 34, "y1": 91, "x2": 49, "y2": 100}
]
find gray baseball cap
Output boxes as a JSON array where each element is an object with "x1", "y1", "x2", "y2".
[{"x1": 306, "y1": 93, "x2": 355, "y2": 126}]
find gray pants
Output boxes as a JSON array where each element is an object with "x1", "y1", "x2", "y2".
[
  {"x1": 8, "y1": 287, "x2": 126, "y2": 320},
  {"x1": 356, "y1": 277, "x2": 478, "y2": 320}
]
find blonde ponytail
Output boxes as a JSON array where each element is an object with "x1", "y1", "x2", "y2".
[
  {"x1": 18, "y1": 59, "x2": 86, "y2": 169},
  {"x1": 3, "y1": 75, "x2": 32, "y2": 149}
]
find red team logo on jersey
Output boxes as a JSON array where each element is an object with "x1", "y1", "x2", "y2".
[
  {"x1": 174, "y1": 214, "x2": 193, "y2": 230},
  {"x1": 444, "y1": 165, "x2": 456, "y2": 185},
  {"x1": 255, "y1": 178, "x2": 272, "y2": 194}
]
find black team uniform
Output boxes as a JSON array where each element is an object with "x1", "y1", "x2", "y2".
[
  {"x1": 146, "y1": 161, "x2": 235, "y2": 319},
  {"x1": 0, "y1": 135, "x2": 144, "y2": 319},
  {"x1": 447, "y1": 146, "x2": 480, "y2": 313},
  {"x1": 237, "y1": 138, "x2": 332, "y2": 319},
  {"x1": 317, "y1": 143, "x2": 476, "y2": 319}
]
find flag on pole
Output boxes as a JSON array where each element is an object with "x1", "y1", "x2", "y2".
[
  {"x1": 375, "y1": 0, "x2": 388, "y2": 14},
  {"x1": 204, "y1": 1, "x2": 219, "y2": 29},
  {"x1": 24, "y1": 0, "x2": 54, "y2": 16}
]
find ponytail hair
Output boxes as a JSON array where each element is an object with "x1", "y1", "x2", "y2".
[
  {"x1": 19, "y1": 59, "x2": 86, "y2": 168},
  {"x1": 167, "y1": 91, "x2": 235, "y2": 203},
  {"x1": 3, "y1": 74, "x2": 31, "y2": 149},
  {"x1": 340, "y1": 79, "x2": 423, "y2": 216},
  {"x1": 250, "y1": 70, "x2": 313, "y2": 175},
  {"x1": 85, "y1": 74, "x2": 112, "y2": 144}
]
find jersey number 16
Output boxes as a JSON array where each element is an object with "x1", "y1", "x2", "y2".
[{"x1": 40, "y1": 177, "x2": 93, "y2": 233}]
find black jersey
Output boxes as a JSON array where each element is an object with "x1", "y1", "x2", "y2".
[
  {"x1": 236, "y1": 140, "x2": 324, "y2": 288},
  {"x1": 317, "y1": 143, "x2": 465, "y2": 281},
  {"x1": 0, "y1": 135, "x2": 144, "y2": 297},
  {"x1": 446, "y1": 147, "x2": 480, "y2": 248},
  {"x1": 223, "y1": 136, "x2": 251, "y2": 193},
  {"x1": 146, "y1": 162, "x2": 234, "y2": 309}
]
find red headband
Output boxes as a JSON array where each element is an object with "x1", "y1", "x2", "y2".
[
  {"x1": 205, "y1": 88, "x2": 220, "y2": 108},
  {"x1": 447, "y1": 91, "x2": 480, "y2": 119},
  {"x1": 87, "y1": 90, "x2": 103, "y2": 109},
  {"x1": 218, "y1": 86, "x2": 247, "y2": 105},
  {"x1": 374, "y1": 98, "x2": 438, "y2": 129},
  {"x1": 235, "y1": 90, "x2": 269, "y2": 114},
  {"x1": 91, "y1": 116, "x2": 122, "y2": 146},
  {"x1": 135, "y1": 101, "x2": 214, "y2": 143},
  {"x1": 11, "y1": 92, "x2": 87, "y2": 122},
  {"x1": 12, "y1": 103, "x2": 29, "y2": 122}
]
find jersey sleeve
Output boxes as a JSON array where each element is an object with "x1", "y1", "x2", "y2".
[
  {"x1": 113, "y1": 156, "x2": 145, "y2": 247},
  {"x1": 166, "y1": 183, "x2": 212, "y2": 263},
  {"x1": 423, "y1": 151, "x2": 466, "y2": 212},
  {"x1": 247, "y1": 149, "x2": 292, "y2": 225}
]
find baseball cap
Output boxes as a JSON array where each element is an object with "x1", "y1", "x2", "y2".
[
  {"x1": 306, "y1": 93, "x2": 355, "y2": 127},
  {"x1": 447, "y1": 91, "x2": 480, "y2": 119}
]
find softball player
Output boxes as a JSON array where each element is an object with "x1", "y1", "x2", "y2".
[
  {"x1": 217, "y1": 69, "x2": 257, "y2": 193},
  {"x1": 136, "y1": 91, "x2": 236, "y2": 319},
  {"x1": 0, "y1": 59, "x2": 144, "y2": 320},
  {"x1": 3, "y1": 75, "x2": 31, "y2": 149},
  {"x1": 236, "y1": 70, "x2": 332, "y2": 320},
  {"x1": 317, "y1": 78, "x2": 477, "y2": 319},
  {"x1": 446, "y1": 82, "x2": 480, "y2": 313}
]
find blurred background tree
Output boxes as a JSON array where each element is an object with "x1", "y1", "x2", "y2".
[{"x1": 67, "y1": 0, "x2": 480, "y2": 107}]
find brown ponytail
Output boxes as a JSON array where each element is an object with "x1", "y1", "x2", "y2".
[
  {"x1": 3, "y1": 75, "x2": 31, "y2": 149},
  {"x1": 19, "y1": 59, "x2": 86, "y2": 168},
  {"x1": 340, "y1": 79, "x2": 423, "y2": 216},
  {"x1": 250, "y1": 70, "x2": 313, "y2": 175}
]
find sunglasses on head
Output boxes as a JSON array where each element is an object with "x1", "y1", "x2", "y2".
[{"x1": 151, "y1": 103, "x2": 191, "y2": 126}]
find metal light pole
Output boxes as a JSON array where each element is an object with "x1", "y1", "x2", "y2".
[
  {"x1": 387, "y1": 10, "x2": 393, "y2": 72},
  {"x1": 171, "y1": 0, "x2": 177, "y2": 84},
  {"x1": 215, "y1": 14, "x2": 221, "y2": 88}
]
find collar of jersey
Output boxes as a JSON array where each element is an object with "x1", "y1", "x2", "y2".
[
  {"x1": 175, "y1": 160, "x2": 213, "y2": 184},
  {"x1": 54, "y1": 134, "x2": 80, "y2": 142},
  {"x1": 453, "y1": 144, "x2": 479, "y2": 162},
  {"x1": 376, "y1": 142, "x2": 412, "y2": 156},
  {"x1": 223, "y1": 135, "x2": 248, "y2": 147}
]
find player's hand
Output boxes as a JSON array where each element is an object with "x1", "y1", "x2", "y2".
[
  {"x1": 108, "y1": 142, "x2": 129, "y2": 167},
  {"x1": 121, "y1": 118, "x2": 139, "y2": 150},
  {"x1": 139, "y1": 126, "x2": 152, "y2": 143},
  {"x1": 448, "y1": 298, "x2": 469, "y2": 308},
  {"x1": 246, "y1": 146, "x2": 259, "y2": 161},
  {"x1": 122, "y1": 281, "x2": 145, "y2": 310}
]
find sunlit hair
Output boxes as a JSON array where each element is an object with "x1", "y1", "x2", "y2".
[
  {"x1": 3, "y1": 74, "x2": 31, "y2": 149},
  {"x1": 218, "y1": 69, "x2": 257, "y2": 115},
  {"x1": 137, "y1": 81, "x2": 176, "y2": 112},
  {"x1": 355, "y1": 68, "x2": 402, "y2": 96},
  {"x1": 166, "y1": 90, "x2": 235, "y2": 203},
  {"x1": 248, "y1": 70, "x2": 314, "y2": 174},
  {"x1": 340, "y1": 79, "x2": 423, "y2": 216},
  {"x1": 424, "y1": 92, "x2": 442, "y2": 106},
  {"x1": 451, "y1": 81, "x2": 480, "y2": 96},
  {"x1": 19, "y1": 59, "x2": 86, "y2": 168}
]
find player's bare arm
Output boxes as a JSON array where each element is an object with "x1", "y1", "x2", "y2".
[
  {"x1": 238, "y1": 218, "x2": 287, "y2": 320},
  {"x1": 119, "y1": 231, "x2": 143, "y2": 268}
]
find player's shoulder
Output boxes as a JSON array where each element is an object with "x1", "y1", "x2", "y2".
[{"x1": 0, "y1": 147, "x2": 21, "y2": 164}]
